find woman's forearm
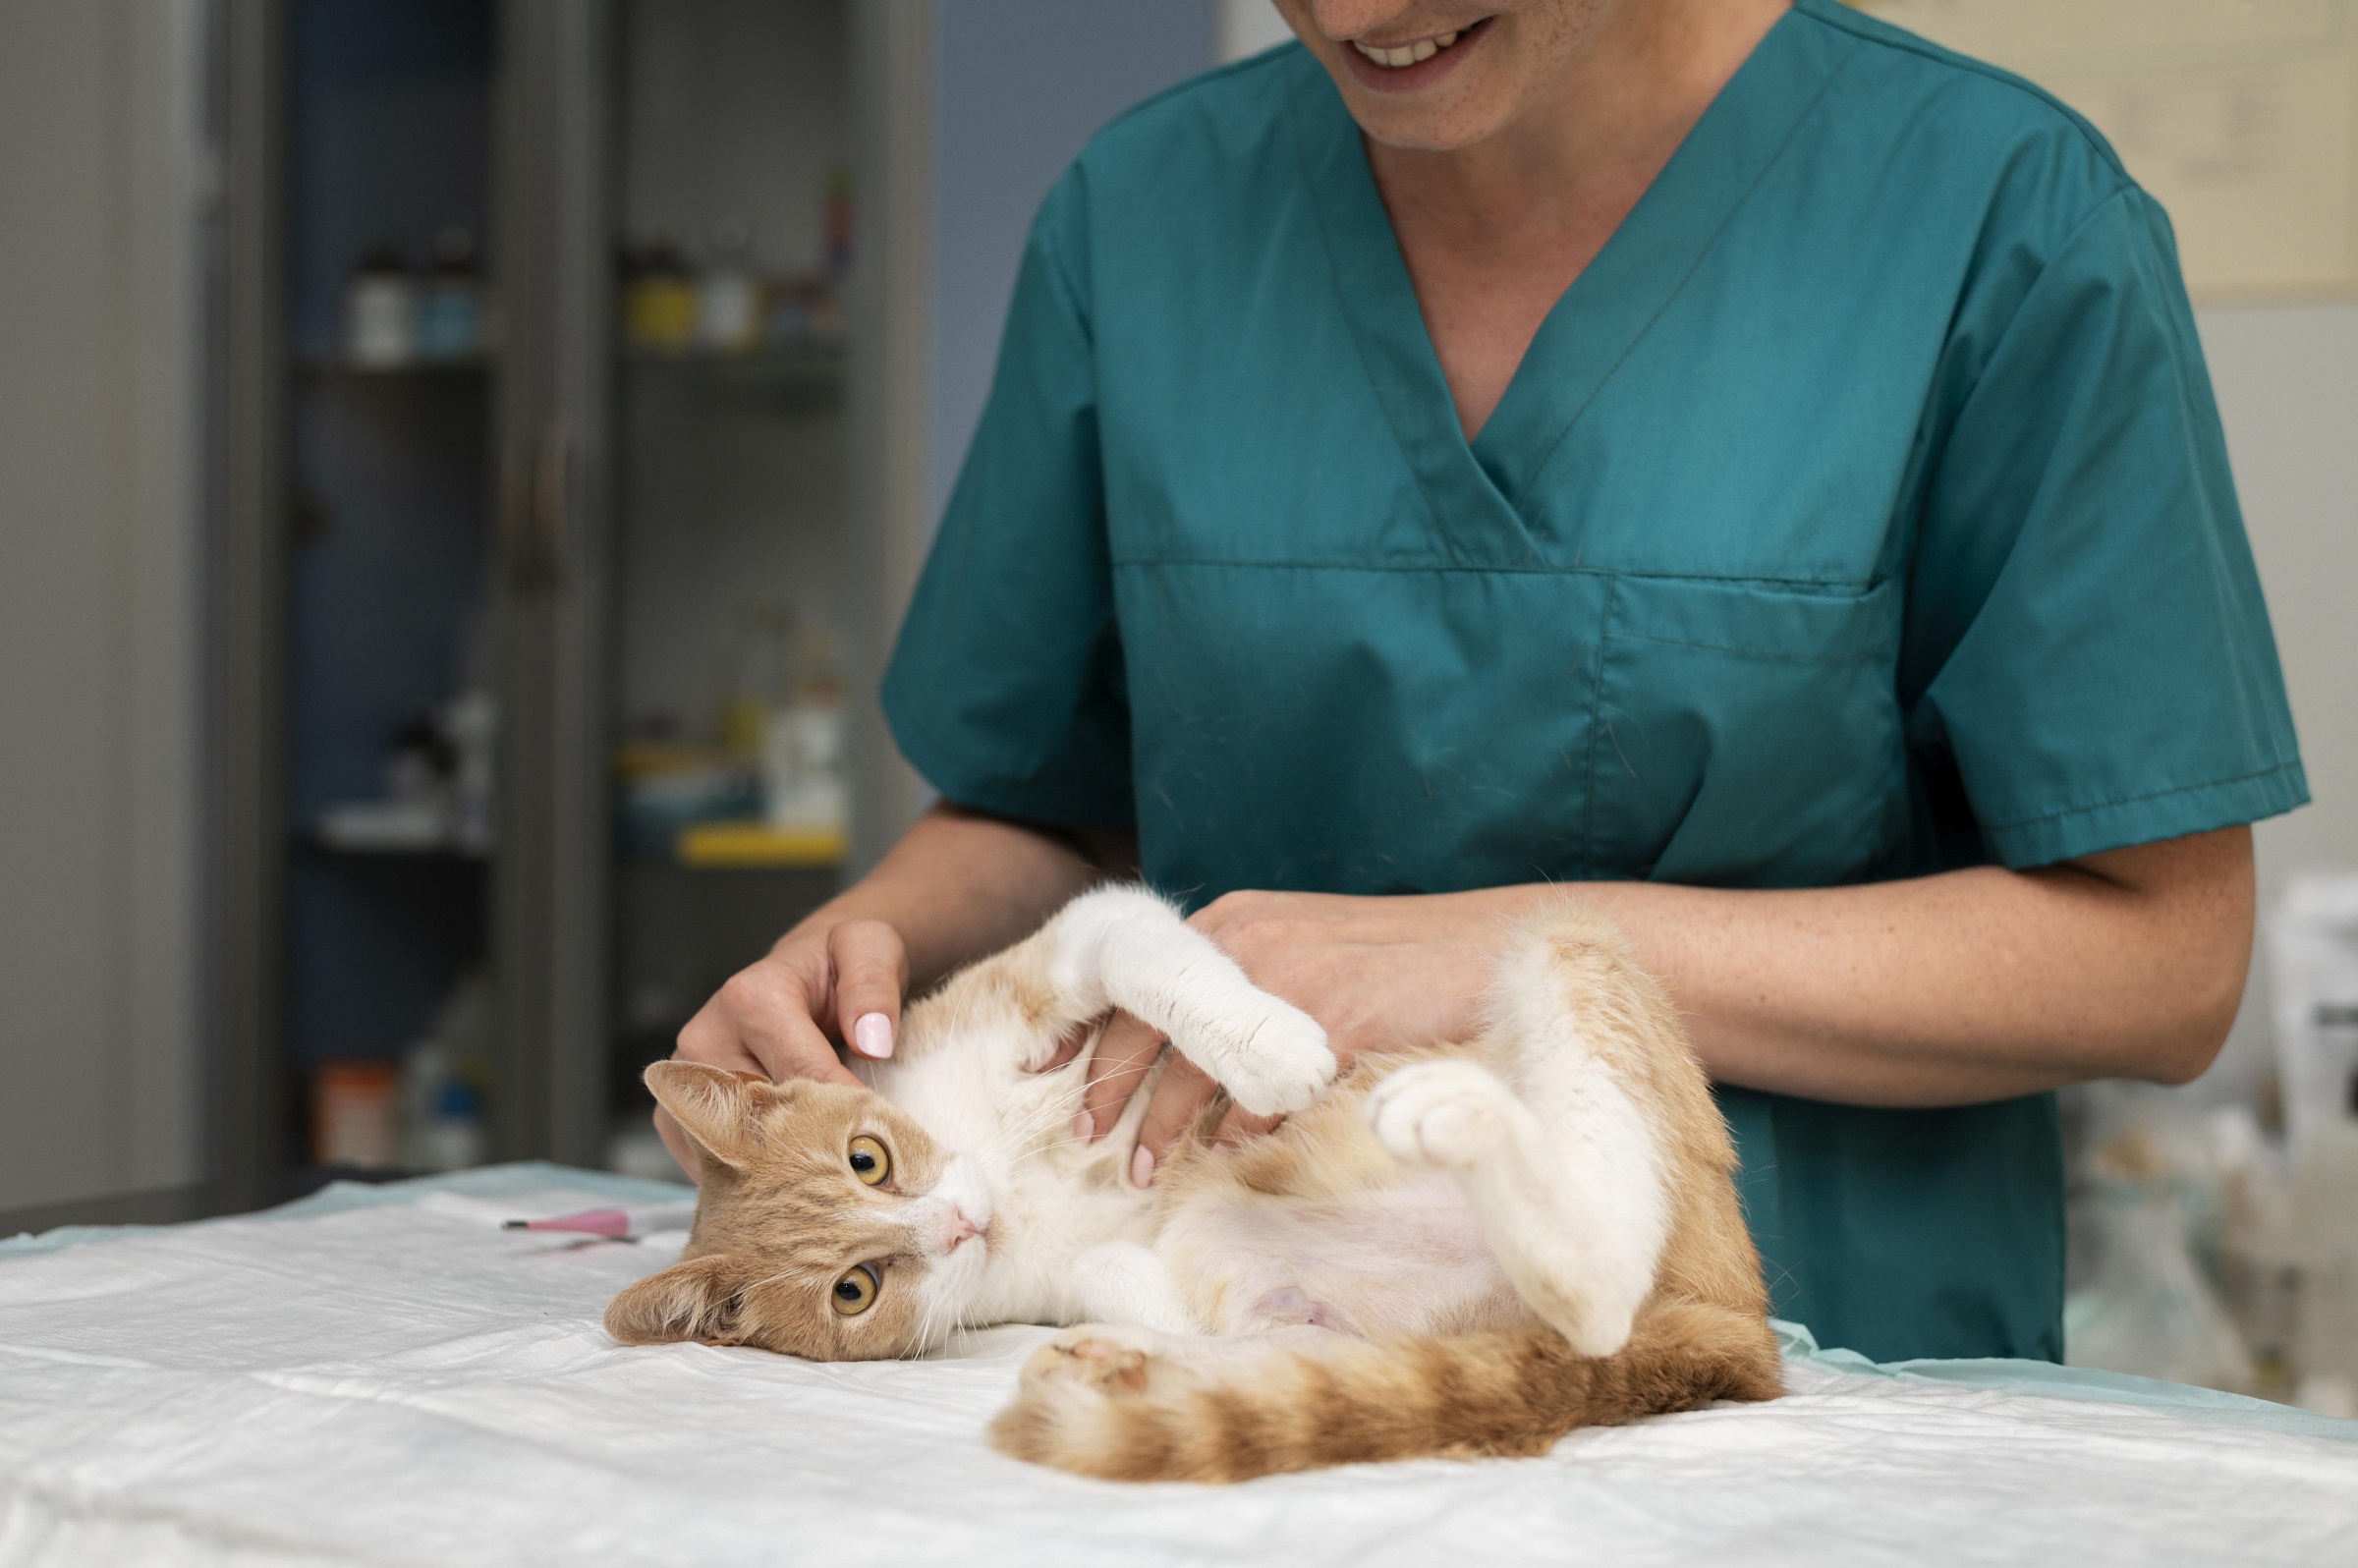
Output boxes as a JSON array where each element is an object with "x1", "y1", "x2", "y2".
[
  {"x1": 1568, "y1": 827, "x2": 2256, "y2": 1106},
  {"x1": 780, "y1": 803, "x2": 1114, "y2": 989},
  {"x1": 1080, "y1": 827, "x2": 2256, "y2": 1162}
]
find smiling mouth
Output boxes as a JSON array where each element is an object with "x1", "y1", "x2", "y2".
[{"x1": 1349, "y1": 17, "x2": 1486, "y2": 69}]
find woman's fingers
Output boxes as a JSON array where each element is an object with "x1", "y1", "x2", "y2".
[
  {"x1": 1130, "y1": 1053, "x2": 1220, "y2": 1186},
  {"x1": 828, "y1": 919, "x2": 910, "y2": 1061},
  {"x1": 1081, "y1": 1012, "x2": 1166, "y2": 1142},
  {"x1": 675, "y1": 950, "x2": 862, "y2": 1089}
]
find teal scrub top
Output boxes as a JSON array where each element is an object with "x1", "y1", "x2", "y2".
[{"x1": 882, "y1": 0, "x2": 2307, "y2": 1363}]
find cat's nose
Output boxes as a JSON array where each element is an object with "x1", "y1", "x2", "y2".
[{"x1": 922, "y1": 1203, "x2": 986, "y2": 1255}]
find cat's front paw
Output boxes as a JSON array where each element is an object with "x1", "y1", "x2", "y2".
[
  {"x1": 1191, "y1": 1005, "x2": 1336, "y2": 1118},
  {"x1": 1366, "y1": 1059, "x2": 1516, "y2": 1170}
]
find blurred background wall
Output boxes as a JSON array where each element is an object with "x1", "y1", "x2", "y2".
[
  {"x1": 2201, "y1": 305, "x2": 2358, "y2": 1102},
  {"x1": 0, "y1": 0, "x2": 210, "y2": 1212}
]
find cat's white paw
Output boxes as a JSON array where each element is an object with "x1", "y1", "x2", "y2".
[
  {"x1": 1182, "y1": 1005, "x2": 1336, "y2": 1118},
  {"x1": 1366, "y1": 1059, "x2": 1516, "y2": 1170}
]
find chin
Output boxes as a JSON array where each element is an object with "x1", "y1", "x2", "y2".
[
  {"x1": 918, "y1": 1253, "x2": 991, "y2": 1350},
  {"x1": 1349, "y1": 96, "x2": 1514, "y2": 153}
]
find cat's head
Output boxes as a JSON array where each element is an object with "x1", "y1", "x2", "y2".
[{"x1": 604, "y1": 1061, "x2": 994, "y2": 1361}]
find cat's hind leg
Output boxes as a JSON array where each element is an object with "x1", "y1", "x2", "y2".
[
  {"x1": 1365, "y1": 913, "x2": 1682, "y2": 1358},
  {"x1": 1365, "y1": 1060, "x2": 1662, "y2": 1357}
]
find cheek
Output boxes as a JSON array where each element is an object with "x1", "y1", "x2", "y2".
[{"x1": 906, "y1": 1257, "x2": 983, "y2": 1335}]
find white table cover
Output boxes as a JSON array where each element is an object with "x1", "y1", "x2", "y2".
[{"x1": 2, "y1": 1164, "x2": 2352, "y2": 1567}]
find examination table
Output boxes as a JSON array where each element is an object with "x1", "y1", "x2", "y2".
[{"x1": 3, "y1": 1164, "x2": 2351, "y2": 1566}]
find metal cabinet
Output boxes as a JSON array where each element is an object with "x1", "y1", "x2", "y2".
[{"x1": 211, "y1": 0, "x2": 933, "y2": 1201}]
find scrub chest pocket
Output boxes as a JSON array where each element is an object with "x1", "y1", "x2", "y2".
[
  {"x1": 1118, "y1": 562, "x2": 1905, "y2": 904},
  {"x1": 1596, "y1": 574, "x2": 1904, "y2": 891}
]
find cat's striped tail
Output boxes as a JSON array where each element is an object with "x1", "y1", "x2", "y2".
[{"x1": 986, "y1": 1299, "x2": 1782, "y2": 1483}]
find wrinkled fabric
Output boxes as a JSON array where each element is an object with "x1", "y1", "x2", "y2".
[{"x1": 0, "y1": 1166, "x2": 2351, "y2": 1567}]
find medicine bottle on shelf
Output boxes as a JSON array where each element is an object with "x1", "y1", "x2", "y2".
[
  {"x1": 346, "y1": 241, "x2": 416, "y2": 367},
  {"x1": 762, "y1": 630, "x2": 848, "y2": 840},
  {"x1": 417, "y1": 225, "x2": 484, "y2": 362},
  {"x1": 699, "y1": 214, "x2": 761, "y2": 354},
  {"x1": 623, "y1": 230, "x2": 698, "y2": 352}
]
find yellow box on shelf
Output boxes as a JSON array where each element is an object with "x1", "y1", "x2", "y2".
[{"x1": 675, "y1": 818, "x2": 845, "y2": 869}]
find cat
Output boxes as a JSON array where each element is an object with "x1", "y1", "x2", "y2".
[{"x1": 606, "y1": 885, "x2": 1781, "y2": 1482}]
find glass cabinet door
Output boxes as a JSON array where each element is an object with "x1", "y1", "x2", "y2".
[
  {"x1": 280, "y1": 0, "x2": 500, "y2": 1189},
  {"x1": 242, "y1": 0, "x2": 921, "y2": 1189},
  {"x1": 599, "y1": 0, "x2": 861, "y2": 1180}
]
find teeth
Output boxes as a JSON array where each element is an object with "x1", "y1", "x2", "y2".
[{"x1": 1352, "y1": 28, "x2": 1463, "y2": 69}]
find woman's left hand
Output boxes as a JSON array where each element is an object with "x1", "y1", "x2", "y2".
[{"x1": 1066, "y1": 888, "x2": 1509, "y2": 1186}]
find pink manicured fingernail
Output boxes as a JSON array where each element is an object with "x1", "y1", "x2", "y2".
[
  {"x1": 1129, "y1": 1145, "x2": 1155, "y2": 1189},
  {"x1": 1073, "y1": 1109, "x2": 1095, "y2": 1142},
  {"x1": 852, "y1": 1012, "x2": 894, "y2": 1060}
]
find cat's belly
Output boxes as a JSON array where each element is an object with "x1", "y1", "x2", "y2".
[{"x1": 1160, "y1": 1174, "x2": 1518, "y2": 1338}]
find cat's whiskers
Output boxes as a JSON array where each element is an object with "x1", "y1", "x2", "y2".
[
  {"x1": 972, "y1": 1086, "x2": 1079, "y2": 1171},
  {"x1": 1001, "y1": 1131, "x2": 1093, "y2": 1172}
]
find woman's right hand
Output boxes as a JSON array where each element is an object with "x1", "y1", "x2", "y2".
[{"x1": 654, "y1": 918, "x2": 912, "y2": 1176}]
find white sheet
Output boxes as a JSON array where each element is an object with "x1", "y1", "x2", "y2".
[{"x1": 2, "y1": 1165, "x2": 2351, "y2": 1568}]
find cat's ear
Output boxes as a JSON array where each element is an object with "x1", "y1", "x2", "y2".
[
  {"x1": 604, "y1": 1254, "x2": 745, "y2": 1345},
  {"x1": 645, "y1": 1060, "x2": 764, "y2": 1171}
]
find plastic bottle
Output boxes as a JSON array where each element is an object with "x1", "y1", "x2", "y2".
[
  {"x1": 623, "y1": 230, "x2": 698, "y2": 352},
  {"x1": 416, "y1": 225, "x2": 483, "y2": 361},
  {"x1": 400, "y1": 975, "x2": 492, "y2": 1173},
  {"x1": 699, "y1": 215, "x2": 761, "y2": 354},
  {"x1": 719, "y1": 603, "x2": 795, "y2": 767},
  {"x1": 346, "y1": 241, "x2": 416, "y2": 367},
  {"x1": 762, "y1": 630, "x2": 848, "y2": 838}
]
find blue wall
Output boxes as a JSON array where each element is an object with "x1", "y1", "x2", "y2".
[{"x1": 926, "y1": 1, "x2": 1218, "y2": 526}]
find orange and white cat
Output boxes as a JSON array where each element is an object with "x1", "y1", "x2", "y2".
[{"x1": 607, "y1": 886, "x2": 1780, "y2": 1481}]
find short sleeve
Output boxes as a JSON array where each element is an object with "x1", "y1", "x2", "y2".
[
  {"x1": 881, "y1": 171, "x2": 1135, "y2": 826},
  {"x1": 1902, "y1": 187, "x2": 2306, "y2": 868}
]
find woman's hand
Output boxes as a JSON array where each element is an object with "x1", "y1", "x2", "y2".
[
  {"x1": 655, "y1": 919, "x2": 912, "y2": 1174},
  {"x1": 1072, "y1": 889, "x2": 1507, "y2": 1186},
  {"x1": 651, "y1": 801, "x2": 1118, "y2": 1180}
]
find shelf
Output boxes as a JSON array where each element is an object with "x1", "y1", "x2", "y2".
[
  {"x1": 295, "y1": 355, "x2": 494, "y2": 381},
  {"x1": 675, "y1": 819, "x2": 845, "y2": 869},
  {"x1": 303, "y1": 839, "x2": 490, "y2": 864},
  {"x1": 621, "y1": 339, "x2": 846, "y2": 403},
  {"x1": 301, "y1": 823, "x2": 491, "y2": 863}
]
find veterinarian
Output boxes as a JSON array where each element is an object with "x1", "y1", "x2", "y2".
[{"x1": 664, "y1": 0, "x2": 2304, "y2": 1365}]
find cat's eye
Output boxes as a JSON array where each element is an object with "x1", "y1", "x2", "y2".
[
  {"x1": 847, "y1": 1135, "x2": 890, "y2": 1186},
  {"x1": 831, "y1": 1263, "x2": 880, "y2": 1316}
]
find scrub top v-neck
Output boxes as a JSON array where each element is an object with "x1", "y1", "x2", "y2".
[{"x1": 883, "y1": 0, "x2": 2306, "y2": 1363}]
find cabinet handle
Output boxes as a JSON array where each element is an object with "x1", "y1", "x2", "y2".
[{"x1": 499, "y1": 418, "x2": 570, "y2": 591}]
